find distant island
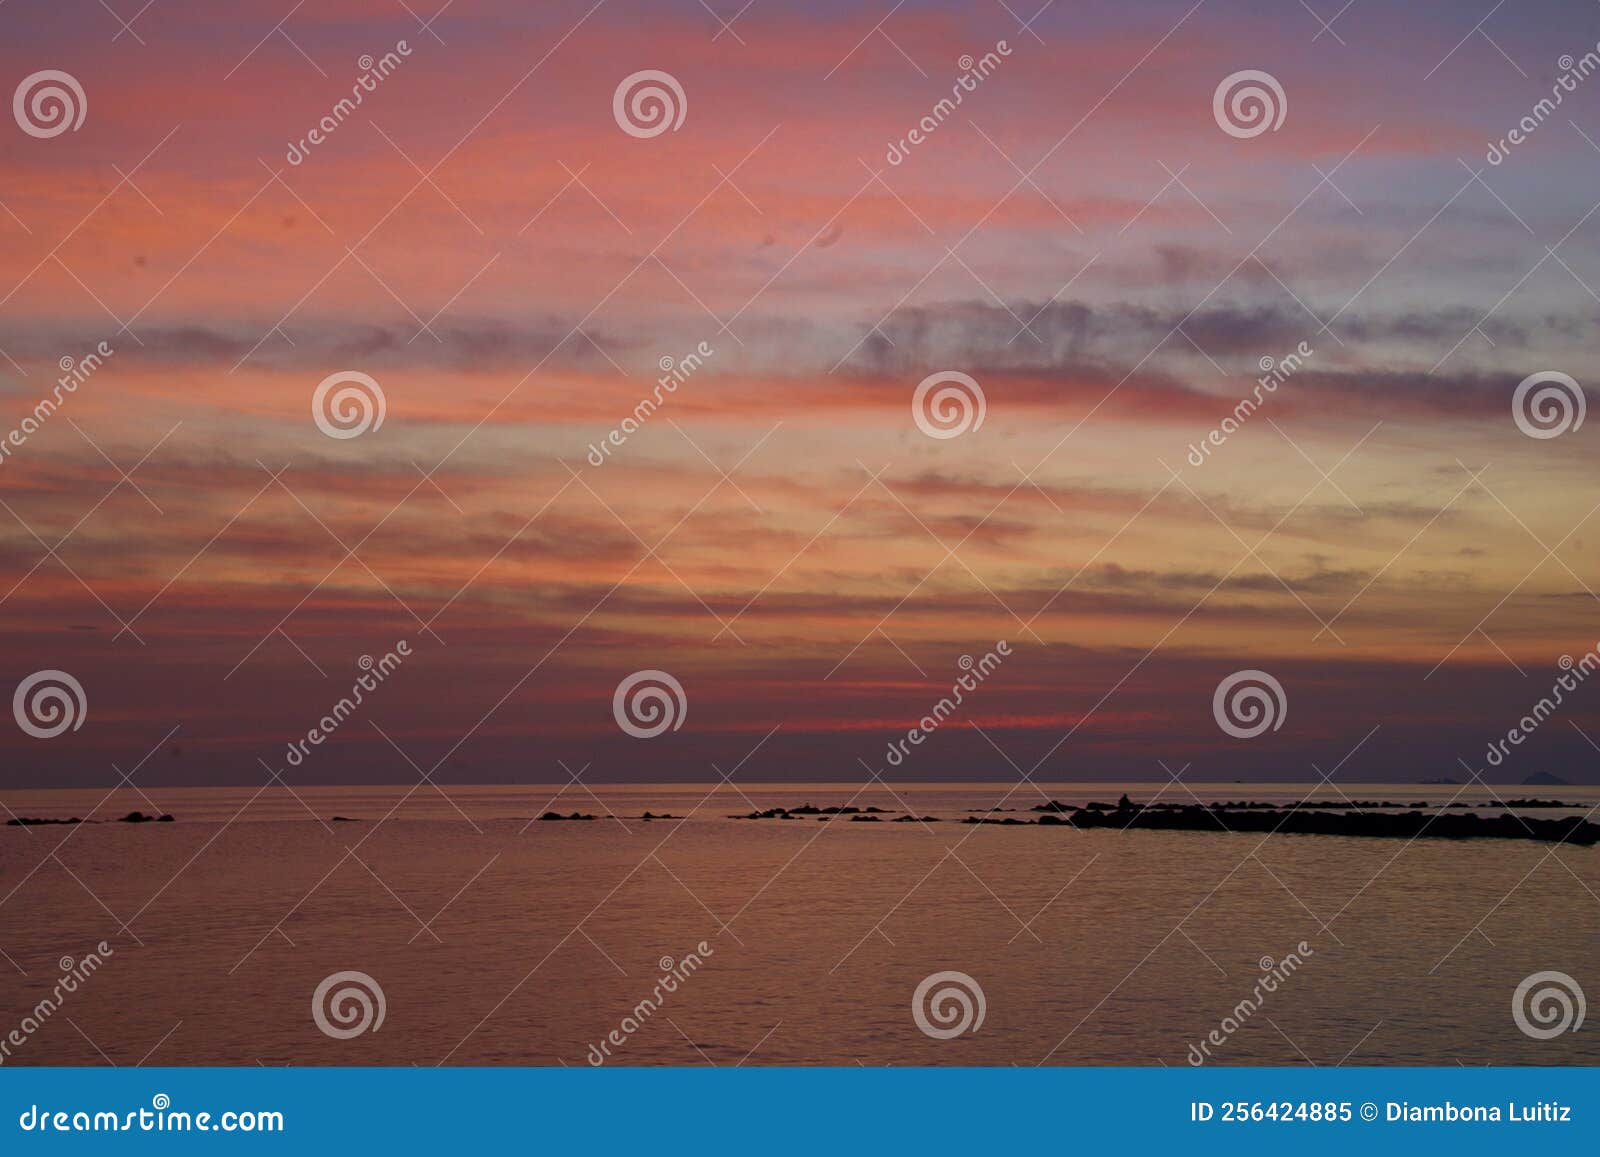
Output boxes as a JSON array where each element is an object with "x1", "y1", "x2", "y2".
[{"x1": 1522, "y1": 771, "x2": 1571, "y2": 786}]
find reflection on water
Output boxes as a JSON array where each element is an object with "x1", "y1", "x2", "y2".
[{"x1": 1, "y1": 784, "x2": 1596, "y2": 1066}]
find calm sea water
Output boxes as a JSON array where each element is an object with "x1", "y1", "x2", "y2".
[{"x1": 2, "y1": 783, "x2": 1596, "y2": 1067}]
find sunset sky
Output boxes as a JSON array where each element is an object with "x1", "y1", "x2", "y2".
[{"x1": 2, "y1": 0, "x2": 1598, "y2": 786}]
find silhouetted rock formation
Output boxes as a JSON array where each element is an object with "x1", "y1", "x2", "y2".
[
  {"x1": 1052, "y1": 800, "x2": 1597, "y2": 845},
  {"x1": 734, "y1": 805, "x2": 894, "y2": 820},
  {"x1": 538, "y1": 811, "x2": 595, "y2": 821},
  {"x1": 707, "y1": 797, "x2": 1597, "y2": 844},
  {"x1": 8, "y1": 812, "x2": 173, "y2": 825}
]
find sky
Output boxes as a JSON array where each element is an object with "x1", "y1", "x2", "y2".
[{"x1": 1, "y1": 0, "x2": 1599, "y2": 787}]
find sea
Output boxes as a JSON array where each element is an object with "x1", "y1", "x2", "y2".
[{"x1": 2, "y1": 782, "x2": 1596, "y2": 1067}]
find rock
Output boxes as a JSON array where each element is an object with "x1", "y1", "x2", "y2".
[{"x1": 1042, "y1": 799, "x2": 1598, "y2": 845}]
